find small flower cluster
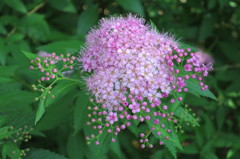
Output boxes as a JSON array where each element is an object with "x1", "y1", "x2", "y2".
[
  {"x1": 30, "y1": 52, "x2": 77, "y2": 100},
  {"x1": 80, "y1": 15, "x2": 213, "y2": 148},
  {"x1": 30, "y1": 52, "x2": 76, "y2": 81},
  {"x1": 3, "y1": 126, "x2": 32, "y2": 158}
]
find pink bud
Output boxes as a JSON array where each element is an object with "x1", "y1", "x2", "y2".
[
  {"x1": 163, "y1": 105, "x2": 168, "y2": 110},
  {"x1": 52, "y1": 68, "x2": 57, "y2": 73}
]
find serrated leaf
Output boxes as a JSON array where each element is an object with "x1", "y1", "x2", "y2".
[
  {"x1": 37, "y1": 40, "x2": 84, "y2": 54},
  {"x1": 35, "y1": 80, "x2": 77, "y2": 125},
  {"x1": 116, "y1": 0, "x2": 145, "y2": 16},
  {"x1": 84, "y1": 127, "x2": 111, "y2": 156},
  {"x1": 26, "y1": 149, "x2": 68, "y2": 159},
  {"x1": 109, "y1": 140, "x2": 127, "y2": 159},
  {"x1": 178, "y1": 42, "x2": 199, "y2": 52},
  {"x1": 150, "y1": 20, "x2": 159, "y2": 33},
  {"x1": 35, "y1": 91, "x2": 76, "y2": 131},
  {"x1": 6, "y1": 112, "x2": 35, "y2": 129},
  {"x1": 67, "y1": 133, "x2": 85, "y2": 159},
  {"x1": 146, "y1": 115, "x2": 182, "y2": 158},
  {"x1": 175, "y1": 107, "x2": 199, "y2": 126},
  {"x1": 0, "y1": 117, "x2": 7, "y2": 127},
  {"x1": 2, "y1": 143, "x2": 7, "y2": 159},
  {"x1": 73, "y1": 91, "x2": 91, "y2": 134},
  {"x1": 170, "y1": 93, "x2": 185, "y2": 112},
  {"x1": 19, "y1": 14, "x2": 50, "y2": 41},
  {"x1": 4, "y1": 0, "x2": 27, "y2": 13},
  {"x1": 0, "y1": 77, "x2": 14, "y2": 83},
  {"x1": 2, "y1": 142, "x2": 20, "y2": 159},
  {"x1": 164, "y1": 140, "x2": 177, "y2": 159},
  {"x1": 45, "y1": 80, "x2": 76, "y2": 106},
  {"x1": 77, "y1": 5, "x2": 99, "y2": 38},
  {"x1": 35, "y1": 98, "x2": 45, "y2": 125},
  {"x1": 198, "y1": 16, "x2": 215, "y2": 41},
  {"x1": 29, "y1": 130, "x2": 46, "y2": 137},
  {"x1": 0, "y1": 66, "x2": 17, "y2": 77},
  {"x1": 0, "y1": 24, "x2": 7, "y2": 35},
  {"x1": 0, "y1": 39, "x2": 8, "y2": 66},
  {"x1": 186, "y1": 79, "x2": 217, "y2": 100},
  {"x1": 22, "y1": 50, "x2": 39, "y2": 60},
  {"x1": 0, "y1": 126, "x2": 11, "y2": 140},
  {"x1": 0, "y1": 90, "x2": 35, "y2": 108},
  {"x1": 182, "y1": 144, "x2": 199, "y2": 154},
  {"x1": 218, "y1": 42, "x2": 240, "y2": 63},
  {"x1": 48, "y1": 0, "x2": 76, "y2": 13}
]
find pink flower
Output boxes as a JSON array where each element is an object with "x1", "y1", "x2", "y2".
[
  {"x1": 129, "y1": 103, "x2": 141, "y2": 113},
  {"x1": 106, "y1": 112, "x2": 118, "y2": 124},
  {"x1": 82, "y1": 15, "x2": 213, "y2": 147}
]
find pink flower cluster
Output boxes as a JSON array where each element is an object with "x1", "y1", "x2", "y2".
[
  {"x1": 81, "y1": 15, "x2": 178, "y2": 112},
  {"x1": 81, "y1": 15, "x2": 213, "y2": 147},
  {"x1": 30, "y1": 52, "x2": 76, "y2": 81}
]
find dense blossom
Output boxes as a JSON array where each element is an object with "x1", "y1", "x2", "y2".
[{"x1": 80, "y1": 15, "x2": 213, "y2": 148}]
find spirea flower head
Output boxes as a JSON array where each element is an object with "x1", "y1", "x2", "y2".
[{"x1": 80, "y1": 15, "x2": 213, "y2": 151}]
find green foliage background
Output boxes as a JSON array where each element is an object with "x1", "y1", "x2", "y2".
[{"x1": 0, "y1": 0, "x2": 240, "y2": 159}]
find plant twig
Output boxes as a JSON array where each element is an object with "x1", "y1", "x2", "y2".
[
  {"x1": 6, "y1": 2, "x2": 46, "y2": 38},
  {"x1": 27, "y1": 2, "x2": 46, "y2": 15}
]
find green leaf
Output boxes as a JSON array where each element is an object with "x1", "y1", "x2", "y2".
[
  {"x1": 218, "y1": 0, "x2": 228, "y2": 9},
  {"x1": 2, "y1": 143, "x2": 7, "y2": 159},
  {"x1": 202, "y1": 113, "x2": 215, "y2": 139},
  {"x1": 0, "y1": 24, "x2": 7, "y2": 35},
  {"x1": 164, "y1": 140, "x2": 178, "y2": 159},
  {"x1": 146, "y1": 116, "x2": 182, "y2": 159},
  {"x1": 170, "y1": 93, "x2": 186, "y2": 112},
  {"x1": 35, "y1": 91, "x2": 76, "y2": 131},
  {"x1": 7, "y1": 112, "x2": 35, "y2": 129},
  {"x1": 213, "y1": 133, "x2": 240, "y2": 148},
  {"x1": 4, "y1": 0, "x2": 27, "y2": 13},
  {"x1": 0, "y1": 77, "x2": 14, "y2": 83},
  {"x1": 201, "y1": 151, "x2": 219, "y2": 159},
  {"x1": 26, "y1": 149, "x2": 68, "y2": 159},
  {"x1": 109, "y1": 140, "x2": 127, "y2": 159},
  {"x1": 37, "y1": 40, "x2": 84, "y2": 54},
  {"x1": 0, "y1": 66, "x2": 17, "y2": 77},
  {"x1": 45, "y1": 80, "x2": 77, "y2": 106},
  {"x1": 174, "y1": 107, "x2": 199, "y2": 126},
  {"x1": 48, "y1": 0, "x2": 76, "y2": 13},
  {"x1": 35, "y1": 98, "x2": 45, "y2": 125},
  {"x1": 0, "y1": 126, "x2": 11, "y2": 140},
  {"x1": 186, "y1": 79, "x2": 217, "y2": 100},
  {"x1": 216, "y1": 106, "x2": 226, "y2": 129},
  {"x1": 19, "y1": 14, "x2": 50, "y2": 41},
  {"x1": 198, "y1": 16, "x2": 216, "y2": 41},
  {"x1": 208, "y1": 0, "x2": 217, "y2": 9},
  {"x1": 150, "y1": 20, "x2": 159, "y2": 33},
  {"x1": 0, "y1": 117, "x2": 7, "y2": 127},
  {"x1": 178, "y1": 42, "x2": 199, "y2": 52},
  {"x1": 22, "y1": 50, "x2": 39, "y2": 60},
  {"x1": 0, "y1": 90, "x2": 35, "y2": 108},
  {"x1": 77, "y1": 5, "x2": 99, "y2": 38},
  {"x1": 1, "y1": 142, "x2": 20, "y2": 159},
  {"x1": 67, "y1": 133, "x2": 85, "y2": 159},
  {"x1": 73, "y1": 91, "x2": 91, "y2": 134},
  {"x1": 116, "y1": 0, "x2": 145, "y2": 17},
  {"x1": 182, "y1": 144, "x2": 199, "y2": 154},
  {"x1": 84, "y1": 127, "x2": 111, "y2": 157},
  {"x1": 0, "y1": 39, "x2": 9, "y2": 66},
  {"x1": 218, "y1": 42, "x2": 240, "y2": 63},
  {"x1": 35, "y1": 80, "x2": 76, "y2": 125}
]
